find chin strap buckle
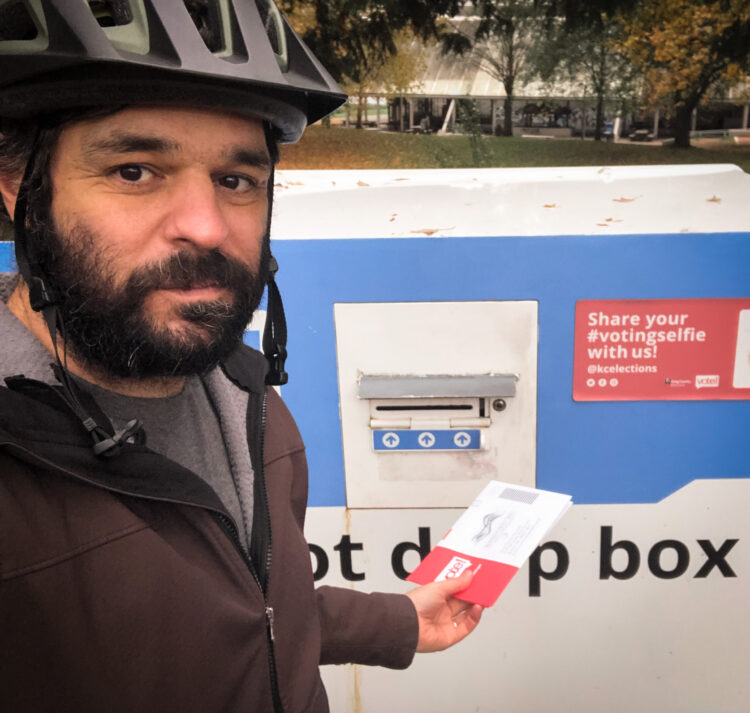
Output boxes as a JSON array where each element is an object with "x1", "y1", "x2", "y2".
[
  {"x1": 28, "y1": 276, "x2": 59, "y2": 312},
  {"x1": 92, "y1": 418, "x2": 144, "y2": 458}
]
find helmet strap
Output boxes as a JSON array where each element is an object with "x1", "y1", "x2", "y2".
[{"x1": 261, "y1": 124, "x2": 288, "y2": 386}]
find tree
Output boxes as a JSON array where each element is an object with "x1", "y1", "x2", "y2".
[
  {"x1": 441, "y1": 1, "x2": 544, "y2": 136},
  {"x1": 339, "y1": 28, "x2": 431, "y2": 129},
  {"x1": 615, "y1": 0, "x2": 750, "y2": 147},
  {"x1": 281, "y1": 1, "x2": 458, "y2": 128},
  {"x1": 281, "y1": 1, "x2": 458, "y2": 85},
  {"x1": 532, "y1": 15, "x2": 639, "y2": 140}
]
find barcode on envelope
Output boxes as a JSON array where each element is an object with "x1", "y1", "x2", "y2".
[{"x1": 499, "y1": 487, "x2": 538, "y2": 505}]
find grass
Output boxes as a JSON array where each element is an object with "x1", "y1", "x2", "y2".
[{"x1": 279, "y1": 125, "x2": 750, "y2": 172}]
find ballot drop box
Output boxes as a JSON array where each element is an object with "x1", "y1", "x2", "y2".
[{"x1": 3, "y1": 164, "x2": 748, "y2": 713}]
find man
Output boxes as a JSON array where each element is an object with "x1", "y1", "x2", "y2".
[{"x1": 0, "y1": 2, "x2": 481, "y2": 711}]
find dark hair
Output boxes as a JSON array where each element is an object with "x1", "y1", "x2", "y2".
[{"x1": 0, "y1": 116, "x2": 39, "y2": 222}]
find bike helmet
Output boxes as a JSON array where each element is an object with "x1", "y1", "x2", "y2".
[{"x1": 0, "y1": 0, "x2": 346, "y2": 142}]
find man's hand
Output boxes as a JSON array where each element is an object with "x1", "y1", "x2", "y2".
[{"x1": 405, "y1": 571, "x2": 483, "y2": 653}]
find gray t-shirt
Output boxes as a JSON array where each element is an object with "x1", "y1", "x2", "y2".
[{"x1": 83, "y1": 377, "x2": 247, "y2": 542}]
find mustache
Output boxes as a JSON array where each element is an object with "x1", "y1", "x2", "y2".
[{"x1": 125, "y1": 249, "x2": 256, "y2": 295}]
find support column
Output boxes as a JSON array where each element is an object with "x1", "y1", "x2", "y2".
[
  {"x1": 691, "y1": 107, "x2": 698, "y2": 132},
  {"x1": 652, "y1": 108, "x2": 660, "y2": 139},
  {"x1": 409, "y1": 98, "x2": 414, "y2": 130},
  {"x1": 743, "y1": 103, "x2": 749, "y2": 130}
]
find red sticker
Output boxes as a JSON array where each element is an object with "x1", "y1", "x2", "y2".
[{"x1": 573, "y1": 299, "x2": 750, "y2": 401}]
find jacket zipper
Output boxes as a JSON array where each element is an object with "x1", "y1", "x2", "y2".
[{"x1": 212, "y1": 389, "x2": 284, "y2": 713}]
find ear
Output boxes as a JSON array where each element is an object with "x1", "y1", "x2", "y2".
[{"x1": 0, "y1": 172, "x2": 20, "y2": 220}]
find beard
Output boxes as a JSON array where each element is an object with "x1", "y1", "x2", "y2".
[{"x1": 29, "y1": 219, "x2": 271, "y2": 379}]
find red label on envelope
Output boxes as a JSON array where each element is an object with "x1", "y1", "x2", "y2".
[
  {"x1": 573, "y1": 298, "x2": 750, "y2": 401},
  {"x1": 407, "y1": 546, "x2": 519, "y2": 608}
]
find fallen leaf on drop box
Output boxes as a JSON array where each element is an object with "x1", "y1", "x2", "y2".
[{"x1": 410, "y1": 226, "x2": 454, "y2": 236}]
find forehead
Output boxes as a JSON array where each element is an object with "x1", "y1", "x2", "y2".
[{"x1": 56, "y1": 106, "x2": 269, "y2": 160}]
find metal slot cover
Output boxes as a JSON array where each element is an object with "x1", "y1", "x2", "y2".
[{"x1": 358, "y1": 373, "x2": 517, "y2": 399}]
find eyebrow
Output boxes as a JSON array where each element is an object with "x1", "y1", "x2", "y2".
[
  {"x1": 81, "y1": 132, "x2": 181, "y2": 159},
  {"x1": 80, "y1": 132, "x2": 271, "y2": 170},
  {"x1": 228, "y1": 148, "x2": 272, "y2": 171}
]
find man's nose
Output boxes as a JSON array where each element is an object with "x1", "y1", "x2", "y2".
[{"x1": 164, "y1": 173, "x2": 230, "y2": 250}]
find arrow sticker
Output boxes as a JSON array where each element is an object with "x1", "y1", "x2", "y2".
[
  {"x1": 373, "y1": 429, "x2": 481, "y2": 452},
  {"x1": 382, "y1": 432, "x2": 400, "y2": 448}
]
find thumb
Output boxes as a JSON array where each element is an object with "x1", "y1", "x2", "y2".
[{"x1": 436, "y1": 569, "x2": 474, "y2": 596}]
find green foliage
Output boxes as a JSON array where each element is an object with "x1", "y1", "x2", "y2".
[{"x1": 456, "y1": 99, "x2": 488, "y2": 165}]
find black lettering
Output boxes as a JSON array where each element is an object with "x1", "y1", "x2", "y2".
[
  {"x1": 391, "y1": 527, "x2": 431, "y2": 580},
  {"x1": 600, "y1": 526, "x2": 640, "y2": 580},
  {"x1": 309, "y1": 543, "x2": 329, "y2": 581},
  {"x1": 528, "y1": 541, "x2": 569, "y2": 597},
  {"x1": 694, "y1": 539, "x2": 738, "y2": 578},
  {"x1": 333, "y1": 535, "x2": 366, "y2": 581},
  {"x1": 648, "y1": 539, "x2": 690, "y2": 579}
]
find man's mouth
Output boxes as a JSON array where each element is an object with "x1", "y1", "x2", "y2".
[{"x1": 159, "y1": 282, "x2": 226, "y2": 299}]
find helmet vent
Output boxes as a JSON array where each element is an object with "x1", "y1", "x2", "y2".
[
  {"x1": 184, "y1": 0, "x2": 224, "y2": 54},
  {"x1": 255, "y1": 0, "x2": 281, "y2": 56},
  {"x1": 0, "y1": 1, "x2": 38, "y2": 41},
  {"x1": 88, "y1": 1, "x2": 134, "y2": 27}
]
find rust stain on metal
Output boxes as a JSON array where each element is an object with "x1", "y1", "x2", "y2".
[
  {"x1": 357, "y1": 181, "x2": 370, "y2": 187},
  {"x1": 410, "y1": 226, "x2": 455, "y2": 236},
  {"x1": 285, "y1": 180, "x2": 304, "y2": 186},
  {"x1": 543, "y1": 203, "x2": 557, "y2": 208},
  {"x1": 389, "y1": 213, "x2": 398, "y2": 222},
  {"x1": 352, "y1": 664, "x2": 362, "y2": 713},
  {"x1": 596, "y1": 223, "x2": 610, "y2": 227},
  {"x1": 612, "y1": 196, "x2": 639, "y2": 203},
  {"x1": 707, "y1": 195, "x2": 722, "y2": 203}
]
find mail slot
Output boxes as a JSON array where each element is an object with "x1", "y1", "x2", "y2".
[
  {"x1": 335, "y1": 301, "x2": 537, "y2": 508},
  {"x1": 359, "y1": 374, "x2": 518, "y2": 453}
]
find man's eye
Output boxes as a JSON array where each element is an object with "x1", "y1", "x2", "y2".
[
  {"x1": 218, "y1": 175, "x2": 256, "y2": 191},
  {"x1": 116, "y1": 164, "x2": 150, "y2": 182}
]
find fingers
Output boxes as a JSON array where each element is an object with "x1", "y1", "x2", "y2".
[{"x1": 451, "y1": 603, "x2": 483, "y2": 638}]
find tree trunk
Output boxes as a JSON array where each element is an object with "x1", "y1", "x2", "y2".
[
  {"x1": 356, "y1": 88, "x2": 364, "y2": 129},
  {"x1": 673, "y1": 103, "x2": 693, "y2": 148},
  {"x1": 503, "y1": 96, "x2": 513, "y2": 136},
  {"x1": 594, "y1": 92, "x2": 604, "y2": 141}
]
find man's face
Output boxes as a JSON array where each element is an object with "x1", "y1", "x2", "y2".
[{"x1": 34, "y1": 106, "x2": 272, "y2": 378}]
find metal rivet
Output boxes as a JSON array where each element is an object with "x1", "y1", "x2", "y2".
[{"x1": 492, "y1": 398, "x2": 507, "y2": 412}]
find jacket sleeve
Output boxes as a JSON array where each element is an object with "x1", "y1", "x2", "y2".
[{"x1": 316, "y1": 585, "x2": 419, "y2": 668}]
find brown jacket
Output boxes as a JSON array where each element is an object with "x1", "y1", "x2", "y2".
[{"x1": 0, "y1": 343, "x2": 417, "y2": 712}]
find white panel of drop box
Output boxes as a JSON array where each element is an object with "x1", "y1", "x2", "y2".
[{"x1": 334, "y1": 301, "x2": 537, "y2": 508}]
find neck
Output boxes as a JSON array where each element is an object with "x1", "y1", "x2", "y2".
[{"x1": 7, "y1": 281, "x2": 185, "y2": 398}]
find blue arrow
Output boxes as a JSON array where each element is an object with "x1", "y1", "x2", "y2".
[{"x1": 385, "y1": 434, "x2": 397, "y2": 446}]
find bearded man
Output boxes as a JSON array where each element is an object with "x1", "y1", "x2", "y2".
[{"x1": 0, "y1": 2, "x2": 480, "y2": 712}]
